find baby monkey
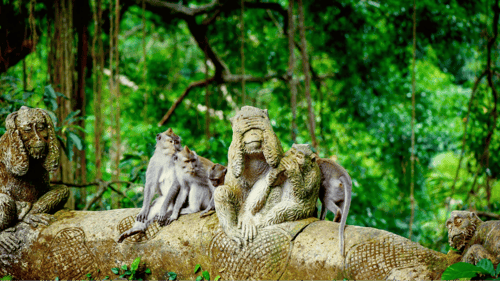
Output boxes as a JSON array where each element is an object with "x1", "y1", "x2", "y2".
[
  {"x1": 163, "y1": 146, "x2": 215, "y2": 225},
  {"x1": 117, "y1": 129, "x2": 180, "y2": 243}
]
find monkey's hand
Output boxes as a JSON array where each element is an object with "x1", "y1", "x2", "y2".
[
  {"x1": 136, "y1": 208, "x2": 150, "y2": 223},
  {"x1": 282, "y1": 158, "x2": 300, "y2": 178},
  {"x1": 0, "y1": 228, "x2": 20, "y2": 253},
  {"x1": 155, "y1": 210, "x2": 173, "y2": 226},
  {"x1": 22, "y1": 213, "x2": 54, "y2": 228}
]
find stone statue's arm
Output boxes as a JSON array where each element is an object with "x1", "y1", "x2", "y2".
[{"x1": 29, "y1": 185, "x2": 69, "y2": 215}]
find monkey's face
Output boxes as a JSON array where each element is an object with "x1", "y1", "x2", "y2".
[
  {"x1": 446, "y1": 211, "x2": 479, "y2": 251},
  {"x1": 156, "y1": 133, "x2": 181, "y2": 154},
  {"x1": 243, "y1": 128, "x2": 263, "y2": 154},
  {"x1": 177, "y1": 149, "x2": 198, "y2": 176},
  {"x1": 209, "y1": 164, "x2": 227, "y2": 187},
  {"x1": 16, "y1": 110, "x2": 49, "y2": 159}
]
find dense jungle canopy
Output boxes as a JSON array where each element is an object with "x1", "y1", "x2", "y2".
[{"x1": 0, "y1": 0, "x2": 499, "y2": 253}]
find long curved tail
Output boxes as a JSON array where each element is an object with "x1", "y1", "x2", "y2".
[{"x1": 339, "y1": 174, "x2": 352, "y2": 257}]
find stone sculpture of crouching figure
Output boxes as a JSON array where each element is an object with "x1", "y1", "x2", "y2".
[{"x1": 0, "y1": 106, "x2": 69, "y2": 252}]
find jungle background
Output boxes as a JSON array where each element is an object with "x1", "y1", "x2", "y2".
[{"x1": 0, "y1": 0, "x2": 499, "y2": 254}]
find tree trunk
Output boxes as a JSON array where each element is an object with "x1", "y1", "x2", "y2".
[
  {"x1": 297, "y1": 0, "x2": 317, "y2": 150},
  {"x1": 288, "y1": 0, "x2": 297, "y2": 142}
]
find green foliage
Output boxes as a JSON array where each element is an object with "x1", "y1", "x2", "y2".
[
  {"x1": 441, "y1": 259, "x2": 500, "y2": 280},
  {"x1": 193, "y1": 264, "x2": 213, "y2": 281},
  {"x1": 168, "y1": 271, "x2": 177, "y2": 281},
  {"x1": 0, "y1": 276, "x2": 13, "y2": 280},
  {"x1": 111, "y1": 257, "x2": 151, "y2": 280}
]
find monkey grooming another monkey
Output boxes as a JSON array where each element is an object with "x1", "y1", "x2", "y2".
[
  {"x1": 117, "y1": 128, "x2": 181, "y2": 243},
  {"x1": 317, "y1": 157, "x2": 352, "y2": 257},
  {"x1": 163, "y1": 146, "x2": 215, "y2": 225}
]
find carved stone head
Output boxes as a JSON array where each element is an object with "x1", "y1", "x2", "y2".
[
  {"x1": 446, "y1": 211, "x2": 482, "y2": 251},
  {"x1": 286, "y1": 144, "x2": 317, "y2": 168},
  {"x1": 227, "y1": 106, "x2": 283, "y2": 179},
  {"x1": 2, "y1": 106, "x2": 59, "y2": 176}
]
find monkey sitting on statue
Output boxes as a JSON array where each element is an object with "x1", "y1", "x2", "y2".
[
  {"x1": 117, "y1": 128, "x2": 181, "y2": 243},
  {"x1": 0, "y1": 106, "x2": 69, "y2": 252},
  {"x1": 162, "y1": 146, "x2": 216, "y2": 225},
  {"x1": 446, "y1": 211, "x2": 500, "y2": 266}
]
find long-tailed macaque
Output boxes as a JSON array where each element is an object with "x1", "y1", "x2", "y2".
[
  {"x1": 162, "y1": 146, "x2": 215, "y2": 225},
  {"x1": 317, "y1": 158, "x2": 352, "y2": 257},
  {"x1": 209, "y1": 163, "x2": 227, "y2": 187},
  {"x1": 117, "y1": 128, "x2": 181, "y2": 243}
]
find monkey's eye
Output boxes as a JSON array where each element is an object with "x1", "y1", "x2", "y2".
[
  {"x1": 23, "y1": 126, "x2": 32, "y2": 132},
  {"x1": 37, "y1": 124, "x2": 45, "y2": 130}
]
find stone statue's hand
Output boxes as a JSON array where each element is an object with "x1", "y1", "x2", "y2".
[
  {"x1": 16, "y1": 201, "x2": 32, "y2": 221},
  {"x1": 22, "y1": 213, "x2": 53, "y2": 228},
  {"x1": 239, "y1": 217, "x2": 258, "y2": 244},
  {"x1": 136, "y1": 208, "x2": 149, "y2": 223},
  {"x1": 282, "y1": 158, "x2": 300, "y2": 177},
  {"x1": 0, "y1": 230, "x2": 20, "y2": 253}
]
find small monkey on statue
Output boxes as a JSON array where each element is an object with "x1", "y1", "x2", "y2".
[
  {"x1": 163, "y1": 146, "x2": 215, "y2": 225},
  {"x1": 117, "y1": 128, "x2": 181, "y2": 243}
]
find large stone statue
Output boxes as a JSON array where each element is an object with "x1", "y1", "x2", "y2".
[
  {"x1": 0, "y1": 106, "x2": 68, "y2": 253},
  {"x1": 214, "y1": 106, "x2": 285, "y2": 245},
  {"x1": 446, "y1": 210, "x2": 500, "y2": 265}
]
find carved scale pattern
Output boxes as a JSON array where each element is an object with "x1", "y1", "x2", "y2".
[
  {"x1": 346, "y1": 234, "x2": 439, "y2": 280},
  {"x1": 117, "y1": 214, "x2": 161, "y2": 243},
  {"x1": 209, "y1": 227, "x2": 292, "y2": 280},
  {"x1": 41, "y1": 227, "x2": 100, "y2": 279}
]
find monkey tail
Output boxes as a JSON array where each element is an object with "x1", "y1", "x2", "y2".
[{"x1": 339, "y1": 174, "x2": 352, "y2": 258}]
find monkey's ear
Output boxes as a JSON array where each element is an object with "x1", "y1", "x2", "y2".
[
  {"x1": 5, "y1": 111, "x2": 18, "y2": 131},
  {"x1": 39, "y1": 109, "x2": 59, "y2": 172},
  {"x1": 166, "y1": 128, "x2": 173, "y2": 134},
  {"x1": 2, "y1": 128, "x2": 29, "y2": 176}
]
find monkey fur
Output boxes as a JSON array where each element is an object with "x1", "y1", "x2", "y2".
[
  {"x1": 0, "y1": 106, "x2": 69, "y2": 252},
  {"x1": 316, "y1": 157, "x2": 352, "y2": 257},
  {"x1": 209, "y1": 163, "x2": 227, "y2": 187},
  {"x1": 117, "y1": 128, "x2": 181, "y2": 243},
  {"x1": 163, "y1": 146, "x2": 215, "y2": 225}
]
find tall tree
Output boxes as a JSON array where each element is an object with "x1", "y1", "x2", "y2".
[
  {"x1": 297, "y1": 0, "x2": 317, "y2": 150},
  {"x1": 288, "y1": 0, "x2": 297, "y2": 142}
]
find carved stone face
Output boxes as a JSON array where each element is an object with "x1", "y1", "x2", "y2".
[
  {"x1": 446, "y1": 211, "x2": 480, "y2": 251},
  {"x1": 243, "y1": 128, "x2": 263, "y2": 154},
  {"x1": 15, "y1": 109, "x2": 50, "y2": 159}
]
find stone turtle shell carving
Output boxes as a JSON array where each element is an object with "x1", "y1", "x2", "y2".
[
  {"x1": 117, "y1": 213, "x2": 161, "y2": 243},
  {"x1": 209, "y1": 227, "x2": 293, "y2": 280},
  {"x1": 345, "y1": 233, "x2": 443, "y2": 280},
  {"x1": 41, "y1": 227, "x2": 101, "y2": 280}
]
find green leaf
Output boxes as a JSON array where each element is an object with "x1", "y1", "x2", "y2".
[
  {"x1": 63, "y1": 110, "x2": 81, "y2": 125},
  {"x1": 497, "y1": 263, "x2": 500, "y2": 276},
  {"x1": 119, "y1": 274, "x2": 126, "y2": 278},
  {"x1": 194, "y1": 264, "x2": 201, "y2": 274},
  {"x1": 124, "y1": 270, "x2": 132, "y2": 275},
  {"x1": 64, "y1": 131, "x2": 74, "y2": 160},
  {"x1": 130, "y1": 256, "x2": 141, "y2": 271},
  {"x1": 168, "y1": 272, "x2": 177, "y2": 281},
  {"x1": 202, "y1": 270, "x2": 210, "y2": 280},
  {"x1": 441, "y1": 262, "x2": 486, "y2": 280},
  {"x1": 196, "y1": 276, "x2": 202, "y2": 281},
  {"x1": 145, "y1": 268, "x2": 151, "y2": 274},
  {"x1": 214, "y1": 275, "x2": 221, "y2": 281},
  {"x1": 67, "y1": 131, "x2": 83, "y2": 150},
  {"x1": 0, "y1": 276, "x2": 13, "y2": 281},
  {"x1": 54, "y1": 277, "x2": 59, "y2": 281},
  {"x1": 44, "y1": 85, "x2": 57, "y2": 99},
  {"x1": 104, "y1": 276, "x2": 109, "y2": 280},
  {"x1": 86, "y1": 273, "x2": 92, "y2": 278},
  {"x1": 121, "y1": 264, "x2": 128, "y2": 270},
  {"x1": 111, "y1": 268, "x2": 120, "y2": 274},
  {"x1": 22, "y1": 91, "x2": 35, "y2": 101},
  {"x1": 477, "y1": 259, "x2": 495, "y2": 276}
]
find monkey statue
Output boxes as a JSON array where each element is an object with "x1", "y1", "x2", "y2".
[
  {"x1": 162, "y1": 146, "x2": 215, "y2": 225},
  {"x1": 214, "y1": 106, "x2": 284, "y2": 246},
  {"x1": 247, "y1": 144, "x2": 321, "y2": 228},
  {"x1": 446, "y1": 211, "x2": 500, "y2": 265},
  {"x1": 316, "y1": 157, "x2": 352, "y2": 257},
  {"x1": 117, "y1": 128, "x2": 181, "y2": 243},
  {"x1": 0, "y1": 106, "x2": 69, "y2": 252}
]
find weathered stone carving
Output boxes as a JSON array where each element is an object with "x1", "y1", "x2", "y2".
[
  {"x1": 446, "y1": 210, "x2": 500, "y2": 265},
  {"x1": 0, "y1": 106, "x2": 68, "y2": 253},
  {"x1": 214, "y1": 106, "x2": 284, "y2": 245}
]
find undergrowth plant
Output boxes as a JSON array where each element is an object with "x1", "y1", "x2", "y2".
[{"x1": 442, "y1": 259, "x2": 500, "y2": 280}]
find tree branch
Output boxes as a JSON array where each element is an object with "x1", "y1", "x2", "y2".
[
  {"x1": 144, "y1": 0, "x2": 220, "y2": 16},
  {"x1": 476, "y1": 211, "x2": 500, "y2": 220}
]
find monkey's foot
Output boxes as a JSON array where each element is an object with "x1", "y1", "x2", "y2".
[
  {"x1": 155, "y1": 211, "x2": 173, "y2": 226},
  {"x1": 117, "y1": 228, "x2": 144, "y2": 243}
]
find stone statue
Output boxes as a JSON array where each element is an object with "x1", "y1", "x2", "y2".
[
  {"x1": 214, "y1": 106, "x2": 284, "y2": 245},
  {"x1": 446, "y1": 210, "x2": 500, "y2": 265},
  {"x1": 0, "y1": 106, "x2": 69, "y2": 252}
]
